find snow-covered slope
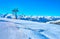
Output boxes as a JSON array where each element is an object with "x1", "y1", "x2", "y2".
[
  {"x1": 5, "y1": 14, "x2": 15, "y2": 19},
  {"x1": 46, "y1": 20, "x2": 60, "y2": 25},
  {"x1": 0, "y1": 18, "x2": 60, "y2": 39}
]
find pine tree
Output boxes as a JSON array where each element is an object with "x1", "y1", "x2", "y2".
[{"x1": 12, "y1": 8, "x2": 19, "y2": 19}]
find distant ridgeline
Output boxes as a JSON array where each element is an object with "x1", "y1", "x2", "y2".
[{"x1": 0, "y1": 13, "x2": 60, "y2": 23}]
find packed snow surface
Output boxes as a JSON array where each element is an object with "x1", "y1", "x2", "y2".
[{"x1": 0, "y1": 18, "x2": 60, "y2": 39}]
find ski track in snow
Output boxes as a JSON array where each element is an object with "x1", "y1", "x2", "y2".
[{"x1": 0, "y1": 18, "x2": 60, "y2": 39}]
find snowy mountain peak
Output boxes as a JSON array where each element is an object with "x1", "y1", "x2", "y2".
[{"x1": 0, "y1": 13, "x2": 60, "y2": 23}]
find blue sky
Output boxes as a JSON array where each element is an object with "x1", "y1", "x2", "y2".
[{"x1": 0, "y1": 0, "x2": 60, "y2": 16}]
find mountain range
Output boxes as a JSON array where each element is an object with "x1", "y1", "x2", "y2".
[{"x1": 0, "y1": 14, "x2": 60, "y2": 23}]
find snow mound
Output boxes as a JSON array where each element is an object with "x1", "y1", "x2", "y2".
[{"x1": 5, "y1": 14, "x2": 15, "y2": 19}]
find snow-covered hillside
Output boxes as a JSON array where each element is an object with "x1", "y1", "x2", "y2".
[
  {"x1": 0, "y1": 18, "x2": 60, "y2": 39},
  {"x1": 46, "y1": 20, "x2": 60, "y2": 25}
]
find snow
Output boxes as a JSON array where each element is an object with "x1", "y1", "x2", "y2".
[
  {"x1": 5, "y1": 14, "x2": 15, "y2": 19},
  {"x1": 0, "y1": 18, "x2": 60, "y2": 39},
  {"x1": 18, "y1": 16, "x2": 60, "y2": 23},
  {"x1": 46, "y1": 20, "x2": 60, "y2": 25},
  {"x1": 1, "y1": 14, "x2": 60, "y2": 23}
]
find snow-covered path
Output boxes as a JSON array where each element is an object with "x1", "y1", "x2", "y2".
[{"x1": 0, "y1": 18, "x2": 60, "y2": 39}]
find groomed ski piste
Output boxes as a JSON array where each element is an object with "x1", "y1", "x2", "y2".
[{"x1": 0, "y1": 18, "x2": 60, "y2": 39}]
